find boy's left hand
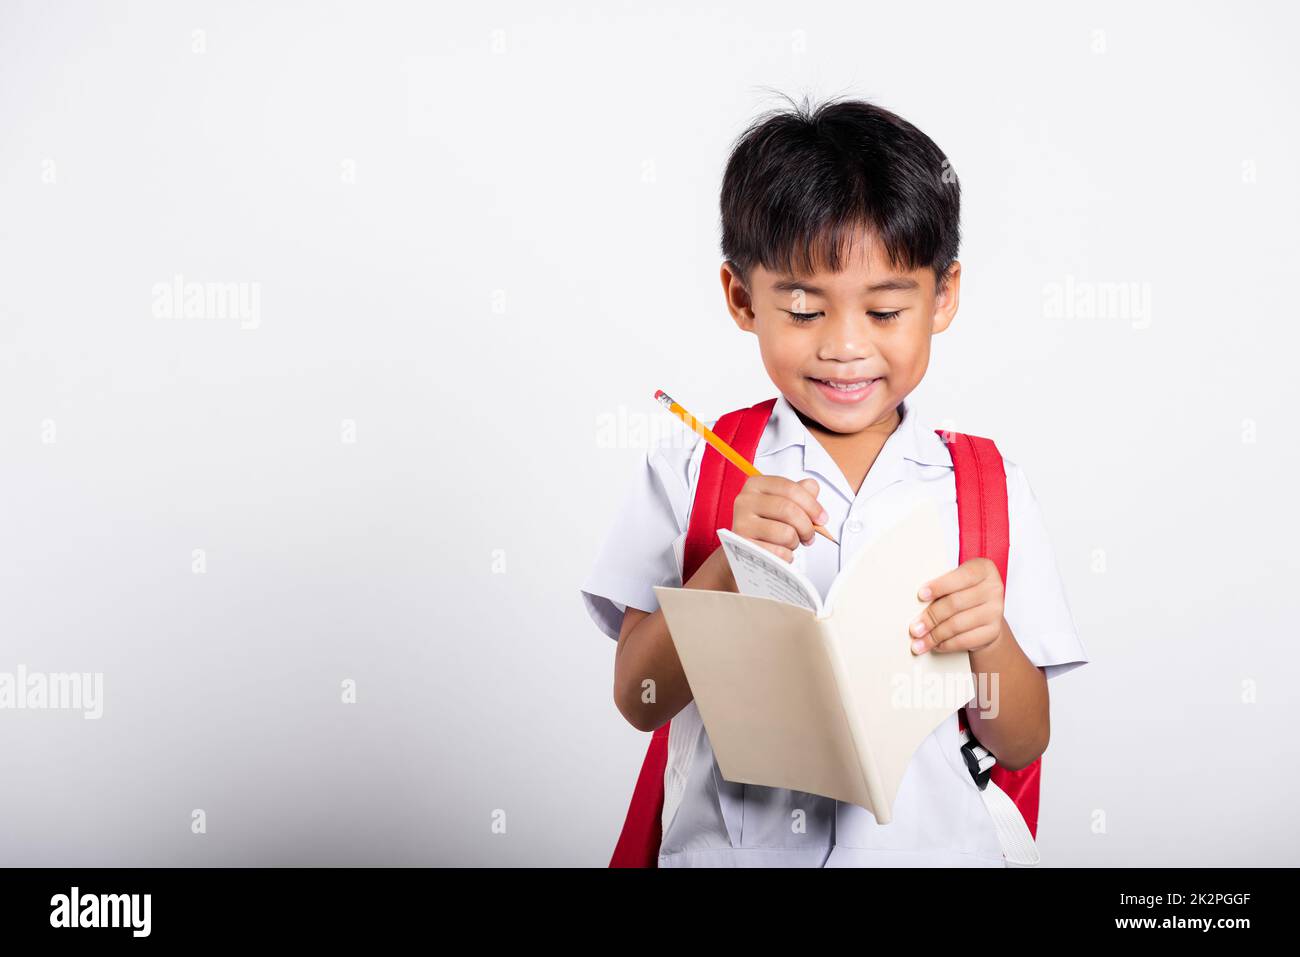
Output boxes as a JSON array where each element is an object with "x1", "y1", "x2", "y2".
[{"x1": 909, "y1": 557, "x2": 1005, "y2": 655}]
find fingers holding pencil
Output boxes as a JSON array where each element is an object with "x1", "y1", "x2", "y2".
[
  {"x1": 731, "y1": 475, "x2": 834, "y2": 563},
  {"x1": 795, "y1": 478, "x2": 837, "y2": 544}
]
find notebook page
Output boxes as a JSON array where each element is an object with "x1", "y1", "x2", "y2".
[
  {"x1": 716, "y1": 528, "x2": 824, "y2": 615},
  {"x1": 824, "y1": 498, "x2": 974, "y2": 821},
  {"x1": 823, "y1": 496, "x2": 944, "y2": 616}
]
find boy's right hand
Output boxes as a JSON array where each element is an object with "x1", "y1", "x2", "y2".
[{"x1": 730, "y1": 476, "x2": 829, "y2": 564}]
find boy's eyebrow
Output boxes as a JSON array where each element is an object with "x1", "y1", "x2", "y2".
[{"x1": 770, "y1": 276, "x2": 920, "y2": 294}]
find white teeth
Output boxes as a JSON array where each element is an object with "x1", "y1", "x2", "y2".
[{"x1": 818, "y1": 378, "x2": 874, "y2": 391}]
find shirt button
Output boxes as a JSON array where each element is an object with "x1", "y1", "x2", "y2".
[{"x1": 846, "y1": 519, "x2": 863, "y2": 535}]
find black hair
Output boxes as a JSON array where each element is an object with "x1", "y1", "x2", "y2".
[{"x1": 719, "y1": 92, "x2": 960, "y2": 292}]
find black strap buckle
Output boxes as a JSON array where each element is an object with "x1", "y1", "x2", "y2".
[{"x1": 960, "y1": 728, "x2": 996, "y2": 792}]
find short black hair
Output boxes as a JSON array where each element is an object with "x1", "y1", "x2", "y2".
[{"x1": 719, "y1": 92, "x2": 960, "y2": 291}]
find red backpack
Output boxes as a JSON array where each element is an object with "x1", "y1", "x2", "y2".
[{"x1": 608, "y1": 396, "x2": 1041, "y2": 867}]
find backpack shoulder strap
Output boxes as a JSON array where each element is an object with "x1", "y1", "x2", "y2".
[
  {"x1": 938, "y1": 428, "x2": 1043, "y2": 863},
  {"x1": 940, "y1": 430, "x2": 1010, "y2": 584},
  {"x1": 609, "y1": 397, "x2": 778, "y2": 868},
  {"x1": 683, "y1": 397, "x2": 779, "y2": 582}
]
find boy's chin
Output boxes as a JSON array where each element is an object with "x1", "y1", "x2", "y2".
[
  {"x1": 809, "y1": 408, "x2": 878, "y2": 434},
  {"x1": 789, "y1": 382, "x2": 887, "y2": 433}
]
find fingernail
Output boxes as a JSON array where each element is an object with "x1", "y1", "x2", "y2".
[
  {"x1": 918, "y1": 585, "x2": 932, "y2": 600},
  {"x1": 911, "y1": 639, "x2": 928, "y2": 654},
  {"x1": 817, "y1": 511, "x2": 829, "y2": 524},
  {"x1": 910, "y1": 620, "x2": 927, "y2": 636}
]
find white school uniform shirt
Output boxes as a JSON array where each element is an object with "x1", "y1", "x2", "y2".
[{"x1": 581, "y1": 394, "x2": 1089, "y2": 867}]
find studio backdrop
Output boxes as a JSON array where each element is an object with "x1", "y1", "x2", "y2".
[{"x1": 0, "y1": 0, "x2": 1295, "y2": 866}]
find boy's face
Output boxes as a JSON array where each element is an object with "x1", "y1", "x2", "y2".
[{"x1": 721, "y1": 230, "x2": 959, "y2": 437}]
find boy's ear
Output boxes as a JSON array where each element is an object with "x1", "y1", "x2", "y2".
[
  {"x1": 931, "y1": 261, "x2": 961, "y2": 334},
  {"x1": 720, "y1": 261, "x2": 757, "y2": 332}
]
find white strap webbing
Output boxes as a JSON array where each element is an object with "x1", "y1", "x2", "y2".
[
  {"x1": 980, "y1": 778, "x2": 1040, "y2": 866},
  {"x1": 959, "y1": 729, "x2": 1041, "y2": 866}
]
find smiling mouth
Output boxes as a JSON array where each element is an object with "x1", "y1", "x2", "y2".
[{"x1": 807, "y1": 376, "x2": 880, "y2": 393}]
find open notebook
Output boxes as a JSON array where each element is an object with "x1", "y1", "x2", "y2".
[{"x1": 653, "y1": 498, "x2": 974, "y2": 824}]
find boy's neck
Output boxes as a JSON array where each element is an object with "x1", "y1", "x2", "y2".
[{"x1": 792, "y1": 402, "x2": 905, "y2": 497}]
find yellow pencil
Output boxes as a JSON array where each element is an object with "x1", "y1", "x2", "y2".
[{"x1": 654, "y1": 389, "x2": 837, "y2": 544}]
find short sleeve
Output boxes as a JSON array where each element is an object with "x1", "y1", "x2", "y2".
[
  {"x1": 579, "y1": 432, "x2": 704, "y2": 641},
  {"x1": 1002, "y1": 460, "x2": 1089, "y2": 680}
]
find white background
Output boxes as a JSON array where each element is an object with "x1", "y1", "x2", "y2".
[{"x1": 0, "y1": 0, "x2": 1295, "y2": 865}]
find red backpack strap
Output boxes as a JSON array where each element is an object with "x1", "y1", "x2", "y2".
[
  {"x1": 609, "y1": 397, "x2": 777, "y2": 868},
  {"x1": 682, "y1": 397, "x2": 779, "y2": 582},
  {"x1": 938, "y1": 429, "x2": 1042, "y2": 840}
]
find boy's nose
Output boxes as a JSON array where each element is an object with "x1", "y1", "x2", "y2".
[{"x1": 816, "y1": 312, "x2": 871, "y2": 360}]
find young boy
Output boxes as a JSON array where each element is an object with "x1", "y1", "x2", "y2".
[{"x1": 580, "y1": 95, "x2": 1089, "y2": 867}]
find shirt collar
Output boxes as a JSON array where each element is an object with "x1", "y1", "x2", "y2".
[{"x1": 755, "y1": 393, "x2": 952, "y2": 504}]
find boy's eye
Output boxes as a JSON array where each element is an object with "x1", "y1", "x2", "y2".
[{"x1": 783, "y1": 310, "x2": 902, "y2": 324}]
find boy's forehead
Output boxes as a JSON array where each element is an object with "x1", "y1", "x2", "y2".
[
  {"x1": 755, "y1": 261, "x2": 927, "y2": 296},
  {"x1": 754, "y1": 230, "x2": 930, "y2": 294}
]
